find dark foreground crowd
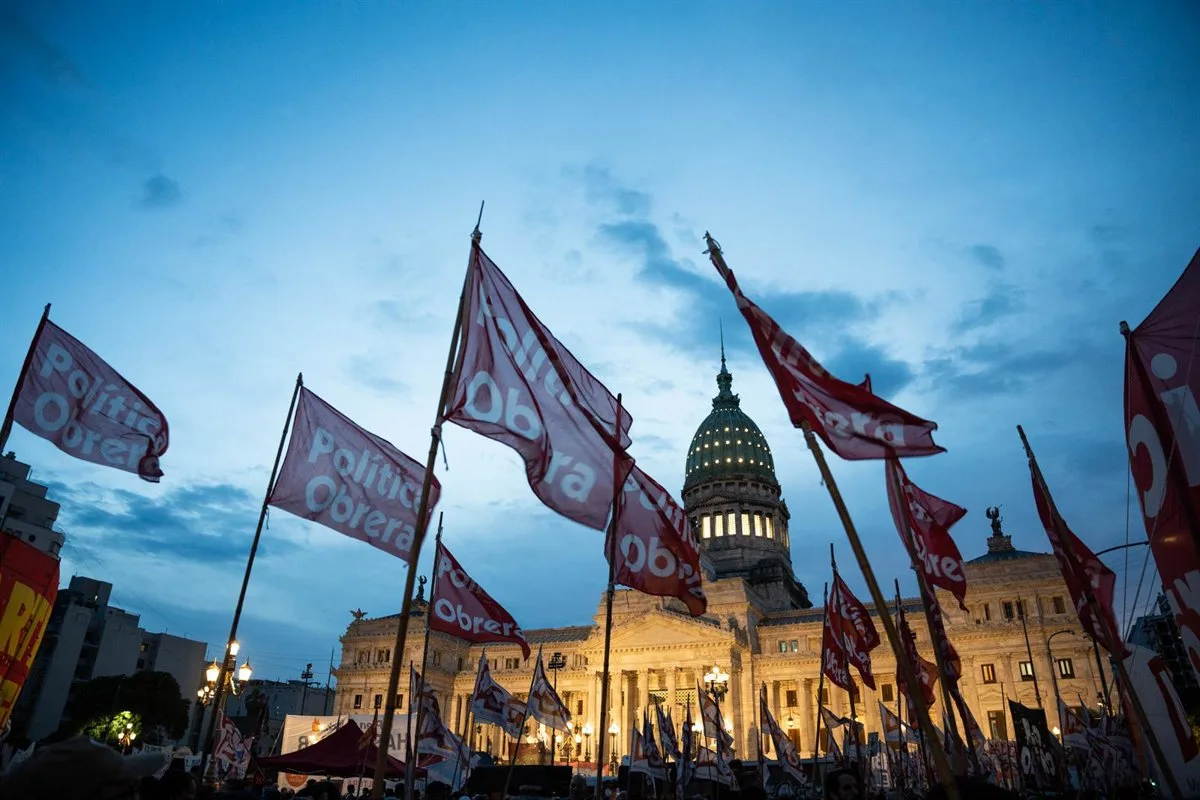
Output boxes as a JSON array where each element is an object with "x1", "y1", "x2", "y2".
[{"x1": 0, "y1": 736, "x2": 1163, "y2": 800}]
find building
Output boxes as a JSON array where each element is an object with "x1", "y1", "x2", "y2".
[
  {"x1": 331, "y1": 357, "x2": 1115, "y2": 761},
  {"x1": 223, "y1": 676, "x2": 336, "y2": 756},
  {"x1": 14, "y1": 575, "x2": 207, "y2": 742},
  {"x1": 0, "y1": 451, "x2": 65, "y2": 558}
]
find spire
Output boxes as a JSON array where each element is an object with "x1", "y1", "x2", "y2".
[{"x1": 714, "y1": 323, "x2": 737, "y2": 408}]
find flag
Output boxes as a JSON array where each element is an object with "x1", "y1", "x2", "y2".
[
  {"x1": 469, "y1": 653, "x2": 523, "y2": 737},
  {"x1": 1124, "y1": 247, "x2": 1200, "y2": 686},
  {"x1": 697, "y1": 682, "x2": 733, "y2": 749},
  {"x1": 444, "y1": 244, "x2": 634, "y2": 530},
  {"x1": 1028, "y1": 459, "x2": 1128, "y2": 657},
  {"x1": 527, "y1": 650, "x2": 571, "y2": 731},
  {"x1": 878, "y1": 702, "x2": 918, "y2": 744},
  {"x1": 655, "y1": 702, "x2": 681, "y2": 761},
  {"x1": 826, "y1": 572, "x2": 879, "y2": 689},
  {"x1": 895, "y1": 598, "x2": 938, "y2": 726},
  {"x1": 430, "y1": 542, "x2": 529, "y2": 657},
  {"x1": 760, "y1": 695, "x2": 807, "y2": 786},
  {"x1": 706, "y1": 234, "x2": 944, "y2": 460},
  {"x1": 609, "y1": 465, "x2": 707, "y2": 615},
  {"x1": 820, "y1": 605, "x2": 854, "y2": 692},
  {"x1": 677, "y1": 703, "x2": 695, "y2": 797},
  {"x1": 502, "y1": 697, "x2": 528, "y2": 739},
  {"x1": 4, "y1": 316, "x2": 169, "y2": 481},
  {"x1": 636, "y1": 712, "x2": 667, "y2": 779},
  {"x1": 885, "y1": 456, "x2": 968, "y2": 609},
  {"x1": 1009, "y1": 699, "x2": 1062, "y2": 792},
  {"x1": 269, "y1": 387, "x2": 439, "y2": 564},
  {"x1": 0, "y1": 537, "x2": 58, "y2": 730}
]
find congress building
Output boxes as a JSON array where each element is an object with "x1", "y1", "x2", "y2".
[{"x1": 332, "y1": 356, "x2": 1114, "y2": 764}]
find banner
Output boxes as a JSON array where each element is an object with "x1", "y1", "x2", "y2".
[
  {"x1": 760, "y1": 695, "x2": 807, "y2": 786},
  {"x1": 8, "y1": 318, "x2": 168, "y2": 481},
  {"x1": 609, "y1": 466, "x2": 706, "y2": 616},
  {"x1": 895, "y1": 599, "x2": 938, "y2": 726},
  {"x1": 445, "y1": 245, "x2": 634, "y2": 530},
  {"x1": 1008, "y1": 700, "x2": 1062, "y2": 792},
  {"x1": 655, "y1": 702, "x2": 680, "y2": 761},
  {"x1": 1124, "y1": 248, "x2": 1200, "y2": 685},
  {"x1": 827, "y1": 572, "x2": 879, "y2": 689},
  {"x1": 1122, "y1": 644, "x2": 1200, "y2": 795},
  {"x1": 0, "y1": 537, "x2": 58, "y2": 729},
  {"x1": 707, "y1": 234, "x2": 944, "y2": 460},
  {"x1": 677, "y1": 704, "x2": 694, "y2": 798},
  {"x1": 820, "y1": 603, "x2": 854, "y2": 692},
  {"x1": 885, "y1": 457, "x2": 968, "y2": 609},
  {"x1": 430, "y1": 542, "x2": 529, "y2": 658},
  {"x1": 527, "y1": 651, "x2": 571, "y2": 731},
  {"x1": 269, "y1": 388, "x2": 438, "y2": 564}
]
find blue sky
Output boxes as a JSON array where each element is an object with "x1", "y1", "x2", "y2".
[{"x1": 1, "y1": 2, "x2": 1198, "y2": 687}]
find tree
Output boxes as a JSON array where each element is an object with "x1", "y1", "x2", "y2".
[{"x1": 67, "y1": 671, "x2": 189, "y2": 743}]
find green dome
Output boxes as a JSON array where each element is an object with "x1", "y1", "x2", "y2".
[{"x1": 683, "y1": 355, "x2": 778, "y2": 491}]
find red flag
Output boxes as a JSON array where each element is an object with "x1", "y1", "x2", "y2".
[
  {"x1": 827, "y1": 572, "x2": 880, "y2": 689},
  {"x1": 429, "y1": 542, "x2": 530, "y2": 658},
  {"x1": 6, "y1": 318, "x2": 169, "y2": 481},
  {"x1": 269, "y1": 388, "x2": 439, "y2": 564},
  {"x1": 1124, "y1": 248, "x2": 1200, "y2": 676},
  {"x1": 820, "y1": 607, "x2": 854, "y2": 692},
  {"x1": 0, "y1": 537, "x2": 58, "y2": 729},
  {"x1": 885, "y1": 457, "x2": 969, "y2": 609},
  {"x1": 608, "y1": 466, "x2": 707, "y2": 616},
  {"x1": 706, "y1": 234, "x2": 944, "y2": 460},
  {"x1": 1029, "y1": 466, "x2": 1128, "y2": 658},
  {"x1": 445, "y1": 244, "x2": 634, "y2": 530},
  {"x1": 895, "y1": 599, "x2": 939, "y2": 725}
]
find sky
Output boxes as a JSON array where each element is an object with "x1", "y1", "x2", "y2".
[{"x1": 1, "y1": 1, "x2": 1198, "y2": 688}]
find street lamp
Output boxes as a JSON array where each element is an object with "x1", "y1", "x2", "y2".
[
  {"x1": 547, "y1": 652, "x2": 567, "y2": 766},
  {"x1": 608, "y1": 721, "x2": 620, "y2": 775},
  {"x1": 582, "y1": 722, "x2": 593, "y2": 762},
  {"x1": 300, "y1": 662, "x2": 315, "y2": 714},
  {"x1": 704, "y1": 666, "x2": 730, "y2": 702},
  {"x1": 118, "y1": 721, "x2": 137, "y2": 753},
  {"x1": 691, "y1": 717, "x2": 704, "y2": 758},
  {"x1": 201, "y1": 640, "x2": 253, "y2": 778},
  {"x1": 1046, "y1": 629, "x2": 1074, "y2": 729}
]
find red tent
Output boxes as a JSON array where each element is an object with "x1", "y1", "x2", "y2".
[{"x1": 258, "y1": 721, "x2": 433, "y2": 779}]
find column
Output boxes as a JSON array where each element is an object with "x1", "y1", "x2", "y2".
[
  {"x1": 667, "y1": 668, "x2": 678, "y2": 714},
  {"x1": 802, "y1": 677, "x2": 815, "y2": 756},
  {"x1": 738, "y1": 663, "x2": 753, "y2": 758},
  {"x1": 639, "y1": 669, "x2": 650, "y2": 724}
]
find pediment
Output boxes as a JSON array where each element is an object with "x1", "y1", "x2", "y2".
[{"x1": 607, "y1": 609, "x2": 734, "y2": 651}]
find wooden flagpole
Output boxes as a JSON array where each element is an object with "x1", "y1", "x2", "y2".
[
  {"x1": 1018, "y1": 424, "x2": 1183, "y2": 800},
  {"x1": 403, "y1": 515, "x2": 443, "y2": 800},
  {"x1": 885, "y1": 464, "x2": 969, "y2": 773},
  {"x1": 812, "y1": 582, "x2": 828, "y2": 769},
  {"x1": 201, "y1": 372, "x2": 303, "y2": 780},
  {"x1": 799, "y1": 422, "x2": 960, "y2": 799},
  {"x1": 0, "y1": 303, "x2": 51, "y2": 453},
  {"x1": 593, "y1": 393, "x2": 623, "y2": 800},
  {"x1": 370, "y1": 206, "x2": 482, "y2": 799}
]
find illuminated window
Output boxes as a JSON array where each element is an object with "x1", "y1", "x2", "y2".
[
  {"x1": 765, "y1": 516, "x2": 774, "y2": 538},
  {"x1": 741, "y1": 512, "x2": 752, "y2": 535},
  {"x1": 753, "y1": 515, "x2": 763, "y2": 537},
  {"x1": 726, "y1": 511, "x2": 736, "y2": 534},
  {"x1": 714, "y1": 515, "x2": 725, "y2": 537},
  {"x1": 701, "y1": 516, "x2": 712, "y2": 539}
]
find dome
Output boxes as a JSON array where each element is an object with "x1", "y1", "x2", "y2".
[{"x1": 683, "y1": 354, "x2": 778, "y2": 491}]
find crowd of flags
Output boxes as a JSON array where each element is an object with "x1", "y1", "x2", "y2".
[{"x1": 2, "y1": 215, "x2": 1198, "y2": 798}]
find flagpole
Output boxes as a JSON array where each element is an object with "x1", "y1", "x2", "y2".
[
  {"x1": 885, "y1": 463, "x2": 969, "y2": 770},
  {"x1": 201, "y1": 372, "x2": 303, "y2": 780},
  {"x1": 404, "y1": 515, "x2": 443, "y2": 800},
  {"x1": 757, "y1": 683, "x2": 767, "y2": 791},
  {"x1": 0, "y1": 303, "x2": 51, "y2": 453},
  {"x1": 829, "y1": 545, "x2": 865, "y2": 781},
  {"x1": 812, "y1": 582, "x2": 827, "y2": 770},
  {"x1": 1016, "y1": 605, "x2": 1044, "y2": 711},
  {"x1": 371, "y1": 207, "x2": 481, "y2": 799},
  {"x1": 798, "y1": 422, "x2": 959, "y2": 799},
  {"x1": 503, "y1": 646, "x2": 542, "y2": 800},
  {"x1": 593, "y1": 393, "x2": 623, "y2": 800},
  {"x1": 1018, "y1": 425, "x2": 1183, "y2": 800}
]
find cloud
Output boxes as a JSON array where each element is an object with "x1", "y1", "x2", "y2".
[
  {"x1": 822, "y1": 339, "x2": 915, "y2": 399},
  {"x1": 0, "y1": 9, "x2": 85, "y2": 87},
  {"x1": 950, "y1": 283, "x2": 1024, "y2": 334},
  {"x1": 191, "y1": 214, "x2": 243, "y2": 248},
  {"x1": 137, "y1": 175, "x2": 182, "y2": 209},
  {"x1": 48, "y1": 480, "x2": 271, "y2": 565},
  {"x1": 344, "y1": 355, "x2": 408, "y2": 397},
  {"x1": 967, "y1": 244, "x2": 1005, "y2": 271},
  {"x1": 924, "y1": 335, "x2": 1106, "y2": 398},
  {"x1": 571, "y1": 163, "x2": 652, "y2": 217}
]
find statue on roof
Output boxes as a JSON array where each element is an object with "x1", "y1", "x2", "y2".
[
  {"x1": 986, "y1": 506, "x2": 1002, "y2": 536},
  {"x1": 350, "y1": 608, "x2": 367, "y2": 621},
  {"x1": 417, "y1": 575, "x2": 427, "y2": 602}
]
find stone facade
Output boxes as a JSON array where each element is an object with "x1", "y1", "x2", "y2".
[{"x1": 331, "y1": 358, "x2": 1115, "y2": 762}]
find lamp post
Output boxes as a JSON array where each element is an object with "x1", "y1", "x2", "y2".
[
  {"x1": 704, "y1": 665, "x2": 730, "y2": 750},
  {"x1": 582, "y1": 722, "x2": 593, "y2": 762},
  {"x1": 1046, "y1": 629, "x2": 1074, "y2": 726},
  {"x1": 118, "y1": 721, "x2": 137, "y2": 753},
  {"x1": 200, "y1": 640, "x2": 253, "y2": 778},
  {"x1": 691, "y1": 718, "x2": 704, "y2": 759},
  {"x1": 299, "y1": 662, "x2": 314, "y2": 715},
  {"x1": 548, "y1": 651, "x2": 567, "y2": 766},
  {"x1": 608, "y1": 721, "x2": 619, "y2": 776}
]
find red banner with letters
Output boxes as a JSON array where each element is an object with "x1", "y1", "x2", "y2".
[
  {"x1": 6, "y1": 316, "x2": 169, "y2": 482},
  {"x1": 707, "y1": 234, "x2": 944, "y2": 460},
  {"x1": 0, "y1": 537, "x2": 58, "y2": 729},
  {"x1": 429, "y1": 541, "x2": 529, "y2": 658},
  {"x1": 444, "y1": 244, "x2": 634, "y2": 530},
  {"x1": 608, "y1": 465, "x2": 707, "y2": 616},
  {"x1": 827, "y1": 571, "x2": 880, "y2": 690},
  {"x1": 1125, "y1": 248, "x2": 1200, "y2": 680},
  {"x1": 269, "y1": 387, "x2": 439, "y2": 564},
  {"x1": 885, "y1": 457, "x2": 968, "y2": 609},
  {"x1": 896, "y1": 598, "x2": 939, "y2": 726}
]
